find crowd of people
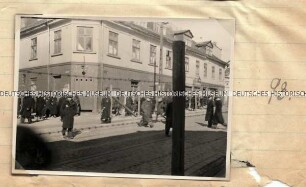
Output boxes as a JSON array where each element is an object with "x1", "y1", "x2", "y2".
[
  {"x1": 18, "y1": 94, "x2": 81, "y2": 139},
  {"x1": 18, "y1": 93, "x2": 226, "y2": 139}
]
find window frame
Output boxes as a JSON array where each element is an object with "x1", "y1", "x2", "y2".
[
  {"x1": 30, "y1": 37, "x2": 37, "y2": 60},
  {"x1": 149, "y1": 44, "x2": 157, "y2": 66},
  {"x1": 185, "y1": 56, "x2": 189, "y2": 72},
  {"x1": 212, "y1": 66, "x2": 215, "y2": 79},
  {"x1": 196, "y1": 60, "x2": 200, "y2": 78},
  {"x1": 76, "y1": 26, "x2": 93, "y2": 52},
  {"x1": 108, "y1": 31, "x2": 119, "y2": 56},
  {"x1": 132, "y1": 39, "x2": 140, "y2": 61},
  {"x1": 204, "y1": 63, "x2": 207, "y2": 78},
  {"x1": 219, "y1": 68, "x2": 222, "y2": 81},
  {"x1": 54, "y1": 30, "x2": 62, "y2": 54}
]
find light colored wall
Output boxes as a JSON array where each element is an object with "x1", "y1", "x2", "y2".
[
  {"x1": 19, "y1": 22, "x2": 72, "y2": 69},
  {"x1": 71, "y1": 20, "x2": 101, "y2": 63}
]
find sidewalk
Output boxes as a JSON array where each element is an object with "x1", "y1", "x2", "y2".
[{"x1": 19, "y1": 109, "x2": 208, "y2": 135}]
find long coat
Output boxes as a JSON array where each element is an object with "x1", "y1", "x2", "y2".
[
  {"x1": 36, "y1": 96, "x2": 45, "y2": 117},
  {"x1": 165, "y1": 101, "x2": 173, "y2": 128},
  {"x1": 205, "y1": 99, "x2": 214, "y2": 122},
  {"x1": 101, "y1": 97, "x2": 111, "y2": 119},
  {"x1": 57, "y1": 96, "x2": 66, "y2": 118},
  {"x1": 125, "y1": 97, "x2": 133, "y2": 116},
  {"x1": 50, "y1": 97, "x2": 58, "y2": 115},
  {"x1": 61, "y1": 99, "x2": 77, "y2": 129},
  {"x1": 214, "y1": 99, "x2": 224, "y2": 124},
  {"x1": 141, "y1": 99, "x2": 153, "y2": 125},
  {"x1": 21, "y1": 96, "x2": 35, "y2": 118}
]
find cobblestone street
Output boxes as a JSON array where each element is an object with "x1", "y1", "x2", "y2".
[{"x1": 18, "y1": 111, "x2": 228, "y2": 177}]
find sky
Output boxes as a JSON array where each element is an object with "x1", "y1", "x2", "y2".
[{"x1": 168, "y1": 18, "x2": 235, "y2": 62}]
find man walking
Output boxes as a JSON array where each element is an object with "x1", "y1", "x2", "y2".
[
  {"x1": 20, "y1": 93, "x2": 35, "y2": 124},
  {"x1": 165, "y1": 98, "x2": 173, "y2": 137},
  {"x1": 61, "y1": 95, "x2": 77, "y2": 139},
  {"x1": 101, "y1": 96, "x2": 111, "y2": 123},
  {"x1": 213, "y1": 96, "x2": 227, "y2": 127},
  {"x1": 205, "y1": 95, "x2": 215, "y2": 128}
]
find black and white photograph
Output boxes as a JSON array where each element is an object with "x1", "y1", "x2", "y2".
[{"x1": 12, "y1": 16, "x2": 234, "y2": 180}]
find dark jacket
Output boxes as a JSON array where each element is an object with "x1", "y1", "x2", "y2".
[
  {"x1": 205, "y1": 98, "x2": 214, "y2": 122},
  {"x1": 165, "y1": 101, "x2": 173, "y2": 127},
  {"x1": 101, "y1": 97, "x2": 111, "y2": 119},
  {"x1": 21, "y1": 96, "x2": 35, "y2": 118},
  {"x1": 61, "y1": 99, "x2": 77, "y2": 129},
  {"x1": 36, "y1": 96, "x2": 45, "y2": 116},
  {"x1": 214, "y1": 98, "x2": 224, "y2": 124}
]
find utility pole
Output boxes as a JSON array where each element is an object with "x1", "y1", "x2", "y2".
[
  {"x1": 171, "y1": 40, "x2": 186, "y2": 176},
  {"x1": 159, "y1": 23, "x2": 164, "y2": 86}
]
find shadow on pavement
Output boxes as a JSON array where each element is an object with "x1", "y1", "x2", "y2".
[{"x1": 16, "y1": 129, "x2": 228, "y2": 178}]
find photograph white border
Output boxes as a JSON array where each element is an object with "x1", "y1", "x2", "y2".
[{"x1": 12, "y1": 14, "x2": 235, "y2": 181}]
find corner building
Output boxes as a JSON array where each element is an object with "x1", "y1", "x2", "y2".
[{"x1": 19, "y1": 19, "x2": 227, "y2": 112}]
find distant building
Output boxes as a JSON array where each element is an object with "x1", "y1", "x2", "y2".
[{"x1": 19, "y1": 19, "x2": 228, "y2": 111}]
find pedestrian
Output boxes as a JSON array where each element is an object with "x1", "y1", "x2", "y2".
[
  {"x1": 165, "y1": 98, "x2": 173, "y2": 137},
  {"x1": 50, "y1": 96, "x2": 58, "y2": 117},
  {"x1": 191, "y1": 96, "x2": 195, "y2": 111},
  {"x1": 125, "y1": 96, "x2": 133, "y2": 116},
  {"x1": 137, "y1": 97, "x2": 153, "y2": 128},
  {"x1": 213, "y1": 96, "x2": 227, "y2": 127},
  {"x1": 101, "y1": 96, "x2": 111, "y2": 123},
  {"x1": 155, "y1": 97, "x2": 165, "y2": 122},
  {"x1": 61, "y1": 96, "x2": 77, "y2": 139},
  {"x1": 73, "y1": 95, "x2": 81, "y2": 116},
  {"x1": 205, "y1": 95, "x2": 215, "y2": 128},
  {"x1": 57, "y1": 95, "x2": 66, "y2": 118},
  {"x1": 35, "y1": 95, "x2": 45, "y2": 120},
  {"x1": 43, "y1": 96, "x2": 51, "y2": 119},
  {"x1": 20, "y1": 94, "x2": 35, "y2": 124}
]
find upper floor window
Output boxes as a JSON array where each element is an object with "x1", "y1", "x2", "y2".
[
  {"x1": 219, "y1": 68, "x2": 222, "y2": 81},
  {"x1": 108, "y1": 31, "x2": 118, "y2": 56},
  {"x1": 212, "y1": 66, "x2": 215, "y2": 79},
  {"x1": 165, "y1": 50, "x2": 172, "y2": 69},
  {"x1": 185, "y1": 57, "x2": 189, "y2": 72},
  {"x1": 196, "y1": 60, "x2": 200, "y2": 77},
  {"x1": 54, "y1": 30, "x2": 61, "y2": 54},
  {"x1": 132, "y1": 39, "x2": 140, "y2": 61},
  {"x1": 30, "y1": 37, "x2": 37, "y2": 59},
  {"x1": 204, "y1": 63, "x2": 207, "y2": 78},
  {"x1": 147, "y1": 22, "x2": 160, "y2": 33},
  {"x1": 77, "y1": 27, "x2": 93, "y2": 52},
  {"x1": 149, "y1": 45, "x2": 157, "y2": 65}
]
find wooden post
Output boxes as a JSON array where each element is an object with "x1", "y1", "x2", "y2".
[{"x1": 171, "y1": 40, "x2": 185, "y2": 176}]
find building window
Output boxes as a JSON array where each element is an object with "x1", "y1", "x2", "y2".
[
  {"x1": 108, "y1": 31, "x2": 118, "y2": 56},
  {"x1": 147, "y1": 22, "x2": 160, "y2": 33},
  {"x1": 30, "y1": 37, "x2": 37, "y2": 59},
  {"x1": 219, "y1": 68, "x2": 222, "y2": 80},
  {"x1": 196, "y1": 60, "x2": 200, "y2": 78},
  {"x1": 131, "y1": 80, "x2": 139, "y2": 91},
  {"x1": 132, "y1": 39, "x2": 140, "y2": 61},
  {"x1": 149, "y1": 45, "x2": 157, "y2": 65},
  {"x1": 212, "y1": 66, "x2": 215, "y2": 79},
  {"x1": 77, "y1": 27, "x2": 93, "y2": 52},
  {"x1": 165, "y1": 50, "x2": 172, "y2": 69},
  {"x1": 185, "y1": 57, "x2": 189, "y2": 72},
  {"x1": 204, "y1": 63, "x2": 207, "y2": 78},
  {"x1": 54, "y1": 30, "x2": 61, "y2": 54}
]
